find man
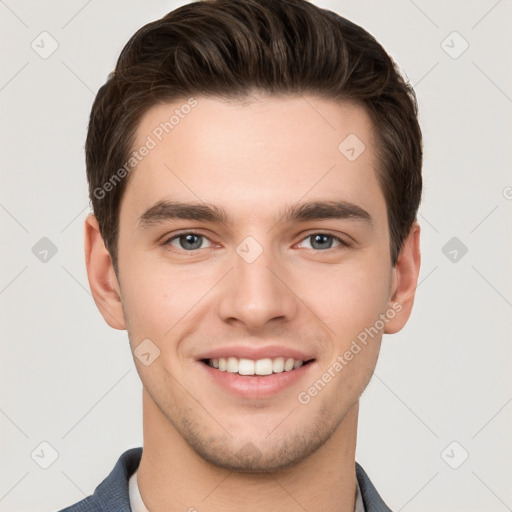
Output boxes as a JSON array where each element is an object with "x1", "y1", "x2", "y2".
[{"x1": 60, "y1": 0, "x2": 422, "y2": 510}]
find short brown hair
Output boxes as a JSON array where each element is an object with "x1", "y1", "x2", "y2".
[{"x1": 86, "y1": 0, "x2": 422, "y2": 274}]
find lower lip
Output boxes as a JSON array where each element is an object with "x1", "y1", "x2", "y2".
[{"x1": 198, "y1": 361, "x2": 315, "y2": 399}]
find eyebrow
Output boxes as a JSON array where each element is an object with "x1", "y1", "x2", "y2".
[{"x1": 137, "y1": 199, "x2": 374, "y2": 229}]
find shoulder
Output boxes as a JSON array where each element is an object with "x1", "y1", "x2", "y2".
[
  {"x1": 57, "y1": 447, "x2": 143, "y2": 512},
  {"x1": 355, "y1": 461, "x2": 394, "y2": 512}
]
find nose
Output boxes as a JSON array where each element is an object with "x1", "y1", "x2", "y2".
[{"x1": 216, "y1": 241, "x2": 298, "y2": 331}]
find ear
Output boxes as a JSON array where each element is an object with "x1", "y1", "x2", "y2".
[
  {"x1": 84, "y1": 213, "x2": 126, "y2": 330},
  {"x1": 384, "y1": 222, "x2": 421, "y2": 334}
]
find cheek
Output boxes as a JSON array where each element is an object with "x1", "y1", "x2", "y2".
[
  {"x1": 118, "y1": 254, "x2": 177, "y2": 340},
  {"x1": 124, "y1": 282, "x2": 178, "y2": 337},
  {"x1": 310, "y1": 264, "x2": 387, "y2": 401},
  {"x1": 307, "y1": 259, "x2": 391, "y2": 340},
  {"x1": 119, "y1": 255, "x2": 217, "y2": 344}
]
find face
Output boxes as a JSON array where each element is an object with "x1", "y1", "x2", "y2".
[{"x1": 94, "y1": 95, "x2": 414, "y2": 472}]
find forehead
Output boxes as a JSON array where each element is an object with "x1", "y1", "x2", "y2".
[{"x1": 120, "y1": 94, "x2": 386, "y2": 229}]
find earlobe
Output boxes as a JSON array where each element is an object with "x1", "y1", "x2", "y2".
[
  {"x1": 84, "y1": 214, "x2": 126, "y2": 330},
  {"x1": 384, "y1": 222, "x2": 421, "y2": 335}
]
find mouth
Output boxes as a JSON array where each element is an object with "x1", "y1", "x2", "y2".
[
  {"x1": 196, "y1": 345, "x2": 317, "y2": 399},
  {"x1": 198, "y1": 355, "x2": 317, "y2": 399},
  {"x1": 201, "y1": 356, "x2": 315, "y2": 376}
]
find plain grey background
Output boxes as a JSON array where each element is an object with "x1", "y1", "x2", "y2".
[{"x1": 1, "y1": 1, "x2": 511, "y2": 511}]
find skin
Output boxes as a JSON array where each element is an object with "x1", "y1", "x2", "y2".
[{"x1": 84, "y1": 94, "x2": 421, "y2": 511}]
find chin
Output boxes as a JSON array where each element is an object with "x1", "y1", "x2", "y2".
[{"x1": 181, "y1": 416, "x2": 338, "y2": 473}]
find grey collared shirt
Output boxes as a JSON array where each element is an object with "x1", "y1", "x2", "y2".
[{"x1": 354, "y1": 476, "x2": 366, "y2": 512}]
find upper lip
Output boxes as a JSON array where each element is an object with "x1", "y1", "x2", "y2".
[{"x1": 197, "y1": 345, "x2": 315, "y2": 362}]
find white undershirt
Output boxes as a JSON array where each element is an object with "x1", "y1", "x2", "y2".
[
  {"x1": 129, "y1": 467, "x2": 365, "y2": 512},
  {"x1": 128, "y1": 468, "x2": 150, "y2": 512}
]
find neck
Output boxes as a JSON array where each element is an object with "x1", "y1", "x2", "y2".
[{"x1": 137, "y1": 388, "x2": 359, "y2": 512}]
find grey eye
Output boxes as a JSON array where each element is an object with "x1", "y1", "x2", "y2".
[{"x1": 167, "y1": 233, "x2": 212, "y2": 251}]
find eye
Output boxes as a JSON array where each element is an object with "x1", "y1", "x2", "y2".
[
  {"x1": 164, "y1": 232, "x2": 214, "y2": 251},
  {"x1": 297, "y1": 233, "x2": 349, "y2": 251}
]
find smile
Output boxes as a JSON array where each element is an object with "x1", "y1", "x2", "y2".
[
  {"x1": 203, "y1": 356, "x2": 312, "y2": 376},
  {"x1": 199, "y1": 356, "x2": 316, "y2": 399}
]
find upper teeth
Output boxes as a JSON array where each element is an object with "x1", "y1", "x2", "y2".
[{"x1": 209, "y1": 357, "x2": 304, "y2": 375}]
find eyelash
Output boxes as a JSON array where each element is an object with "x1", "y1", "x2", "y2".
[{"x1": 162, "y1": 231, "x2": 351, "y2": 253}]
